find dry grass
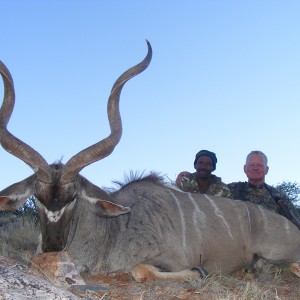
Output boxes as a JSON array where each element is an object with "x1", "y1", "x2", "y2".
[
  {"x1": 80, "y1": 265, "x2": 299, "y2": 300},
  {"x1": 186, "y1": 272, "x2": 282, "y2": 299}
]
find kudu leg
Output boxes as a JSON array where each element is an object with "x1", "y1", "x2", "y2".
[
  {"x1": 131, "y1": 264, "x2": 201, "y2": 282},
  {"x1": 289, "y1": 263, "x2": 300, "y2": 277}
]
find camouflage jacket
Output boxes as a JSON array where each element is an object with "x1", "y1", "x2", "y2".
[
  {"x1": 227, "y1": 181, "x2": 300, "y2": 228},
  {"x1": 176, "y1": 173, "x2": 231, "y2": 198}
]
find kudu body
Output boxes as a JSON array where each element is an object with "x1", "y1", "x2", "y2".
[{"x1": 1, "y1": 42, "x2": 300, "y2": 282}]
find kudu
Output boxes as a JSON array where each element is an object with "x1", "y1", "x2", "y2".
[{"x1": 1, "y1": 41, "x2": 300, "y2": 282}]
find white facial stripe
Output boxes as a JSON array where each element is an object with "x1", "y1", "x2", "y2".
[
  {"x1": 36, "y1": 199, "x2": 76, "y2": 223},
  {"x1": 81, "y1": 189, "x2": 99, "y2": 204}
]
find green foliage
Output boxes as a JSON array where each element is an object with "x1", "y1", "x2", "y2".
[{"x1": 275, "y1": 181, "x2": 300, "y2": 206}]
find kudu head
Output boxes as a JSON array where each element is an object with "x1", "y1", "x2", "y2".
[{"x1": 0, "y1": 41, "x2": 152, "y2": 252}]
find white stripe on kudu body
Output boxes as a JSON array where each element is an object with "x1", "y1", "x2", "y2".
[
  {"x1": 169, "y1": 190, "x2": 188, "y2": 261},
  {"x1": 187, "y1": 193, "x2": 207, "y2": 231},
  {"x1": 204, "y1": 194, "x2": 234, "y2": 240}
]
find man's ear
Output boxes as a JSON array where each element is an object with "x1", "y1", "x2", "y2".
[
  {"x1": 243, "y1": 165, "x2": 247, "y2": 174},
  {"x1": 265, "y1": 166, "x2": 269, "y2": 175}
]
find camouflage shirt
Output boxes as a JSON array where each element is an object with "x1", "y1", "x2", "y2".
[
  {"x1": 227, "y1": 181, "x2": 300, "y2": 224},
  {"x1": 176, "y1": 173, "x2": 231, "y2": 198}
]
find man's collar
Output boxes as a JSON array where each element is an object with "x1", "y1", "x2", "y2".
[{"x1": 247, "y1": 182, "x2": 266, "y2": 189}]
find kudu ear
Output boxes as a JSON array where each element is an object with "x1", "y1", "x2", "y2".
[
  {"x1": 88, "y1": 199, "x2": 131, "y2": 217},
  {"x1": 0, "y1": 176, "x2": 35, "y2": 211},
  {"x1": 0, "y1": 194, "x2": 30, "y2": 211},
  {"x1": 78, "y1": 177, "x2": 131, "y2": 217},
  {"x1": 0, "y1": 193, "x2": 30, "y2": 211}
]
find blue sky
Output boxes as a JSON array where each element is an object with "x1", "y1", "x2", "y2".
[{"x1": 1, "y1": 1, "x2": 300, "y2": 191}]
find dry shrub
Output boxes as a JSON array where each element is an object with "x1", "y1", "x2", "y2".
[{"x1": 0, "y1": 215, "x2": 40, "y2": 263}]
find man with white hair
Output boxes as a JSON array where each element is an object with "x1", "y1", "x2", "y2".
[{"x1": 228, "y1": 150, "x2": 300, "y2": 229}]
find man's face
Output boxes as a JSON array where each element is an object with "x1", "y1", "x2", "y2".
[
  {"x1": 244, "y1": 154, "x2": 269, "y2": 182},
  {"x1": 195, "y1": 155, "x2": 214, "y2": 178}
]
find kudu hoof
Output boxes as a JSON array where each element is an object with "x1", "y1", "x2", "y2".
[{"x1": 191, "y1": 266, "x2": 209, "y2": 278}]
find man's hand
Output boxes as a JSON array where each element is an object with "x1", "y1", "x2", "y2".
[{"x1": 176, "y1": 171, "x2": 191, "y2": 185}]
